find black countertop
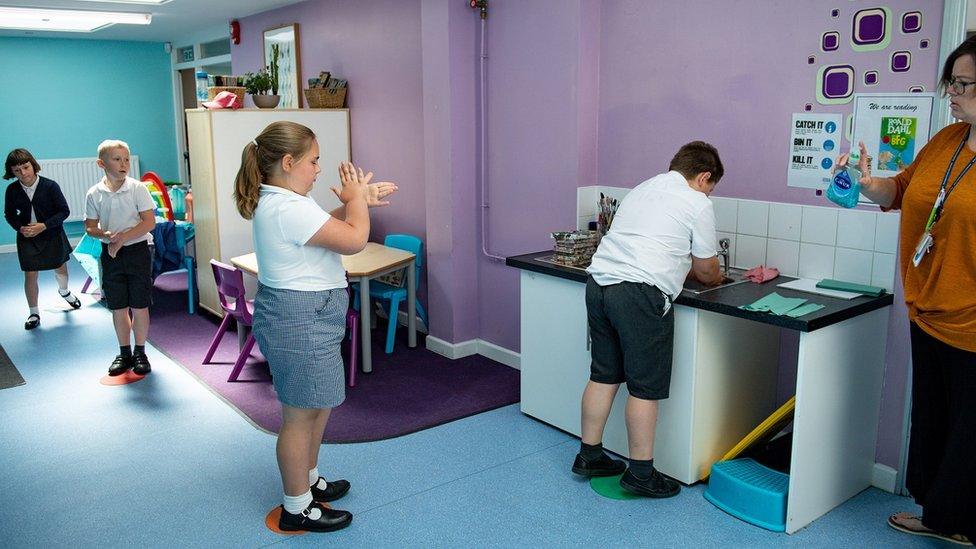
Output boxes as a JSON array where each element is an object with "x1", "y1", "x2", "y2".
[{"x1": 506, "y1": 251, "x2": 894, "y2": 332}]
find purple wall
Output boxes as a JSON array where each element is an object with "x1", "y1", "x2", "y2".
[{"x1": 235, "y1": 0, "x2": 947, "y2": 470}]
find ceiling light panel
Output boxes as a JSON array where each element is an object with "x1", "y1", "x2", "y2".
[{"x1": 0, "y1": 6, "x2": 152, "y2": 32}]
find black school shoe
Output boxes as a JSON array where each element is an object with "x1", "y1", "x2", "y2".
[
  {"x1": 108, "y1": 354, "x2": 134, "y2": 376},
  {"x1": 132, "y1": 352, "x2": 152, "y2": 375},
  {"x1": 62, "y1": 294, "x2": 81, "y2": 309},
  {"x1": 571, "y1": 452, "x2": 627, "y2": 477},
  {"x1": 311, "y1": 478, "x2": 350, "y2": 502},
  {"x1": 619, "y1": 467, "x2": 680, "y2": 498},
  {"x1": 278, "y1": 502, "x2": 352, "y2": 533},
  {"x1": 24, "y1": 314, "x2": 40, "y2": 330}
]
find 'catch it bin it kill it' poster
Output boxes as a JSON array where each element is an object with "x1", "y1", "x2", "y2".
[{"x1": 877, "y1": 116, "x2": 915, "y2": 171}]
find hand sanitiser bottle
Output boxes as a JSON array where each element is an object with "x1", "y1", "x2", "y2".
[{"x1": 827, "y1": 153, "x2": 865, "y2": 208}]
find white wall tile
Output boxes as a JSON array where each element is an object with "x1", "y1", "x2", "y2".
[
  {"x1": 711, "y1": 197, "x2": 738, "y2": 233},
  {"x1": 715, "y1": 232, "x2": 735, "y2": 266},
  {"x1": 801, "y1": 206, "x2": 839, "y2": 246},
  {"x1": 768, "y1": 203, "x2": 803, "y2": 241},
  {"x1": 872, "y1": 252, "x2": 897, "y2": 291},
  {"x1": 598, "y1": 185, "x2": 632, "y2": 202},
  {"x1": 833, "y1": 248, "x2": 874, "y2": 285},
  {"x1": 799, "y1": 243, "x2": 836, "y2": 280},
  {"x1": 736, "y1": 200, "x2": 770, "y2": 237},
  {"x1": 577, "y1": 216, "x2": 593, "y2": 231},
  {"x1": 875, "y1": 212, "x2": 900, "y2": 253},
  {"x1": 577, "y1": 186, "x2": 598, "y2": 218},
  {"x1": 766, "y1": 239, "x2": 800, "y2": 277},
  {"x1": 836, "y1": 210, "x2": 877, "y2": 251},
  {"x1": 734, "y1": 234, "x2": 767, "y2": 269}
]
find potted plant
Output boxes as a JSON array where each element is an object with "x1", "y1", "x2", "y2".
[{"x1": 243, "y1": 51, "x2": 280, "y2": 108}]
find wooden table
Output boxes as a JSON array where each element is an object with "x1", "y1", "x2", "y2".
[{"x1": 231, "y1": 242, "x2": 417, "y2": 374}]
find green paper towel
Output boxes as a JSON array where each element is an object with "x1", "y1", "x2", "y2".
[
  {"x1": 816, "y1": 279, "x2": 886, "y2": 297},
  {"x1": 740, "y1": 292, "x2": 809, "y2": 316}
]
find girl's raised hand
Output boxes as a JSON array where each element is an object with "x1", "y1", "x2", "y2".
[
  {"x1": 366, "y1": 181, "x2": 398, "y2": 207},
  {"x1": 333, "y1": 162, "x2": 372, "y2": 204}
]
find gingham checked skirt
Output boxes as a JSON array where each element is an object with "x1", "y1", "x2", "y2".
[{"x1": 252, "y1": 283, "x2": 348, "y2": 409}]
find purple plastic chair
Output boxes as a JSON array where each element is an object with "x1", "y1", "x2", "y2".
[{"x1": 203, "y1": 260, "x2": 256, "y2": 382}]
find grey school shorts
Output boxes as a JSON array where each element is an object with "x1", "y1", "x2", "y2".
[
  {"x1": 585, "y1": 276, "x2": 674, "y2": 400},
  {"x1": 252, "y1": 283, "x2": 348, "y2": 409}
]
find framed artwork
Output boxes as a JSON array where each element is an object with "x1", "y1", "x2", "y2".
[{"x1": 263, "y1": 23, "x2": 302, "y2": 108}]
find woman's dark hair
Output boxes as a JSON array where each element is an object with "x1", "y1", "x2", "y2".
[
  {"x1": 669, "y1": 141, "x2": 724, "y2": 184},
  {"x1": 4, "y1": 148, "x2": 41, "y2": 180},
  {"x1": 233, "y1": 121, "x2": 316, "y2": 219},
  {"x1": 940, "y1": 35, "x2": 976, "y2": 93}
]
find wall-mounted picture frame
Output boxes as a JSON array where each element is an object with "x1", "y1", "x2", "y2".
[{"x1": 263, "y1": 23, "x2": 302, "y2": 108}]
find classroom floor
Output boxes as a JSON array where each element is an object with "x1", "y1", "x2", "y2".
[{"x1": 0, "y1": 253, "x2": 938, "y2": 548}]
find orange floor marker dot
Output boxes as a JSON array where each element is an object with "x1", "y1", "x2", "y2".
[
  {"x1": 99, "y1": 370, "x2": 146, "y2": 386},
  {"x1": 265, "y1": 506, "x2": 307, "y2": 535}
]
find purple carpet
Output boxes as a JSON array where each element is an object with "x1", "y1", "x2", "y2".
[{"x1": 148, "y1": 272, "x2": 520, "y2": 443}]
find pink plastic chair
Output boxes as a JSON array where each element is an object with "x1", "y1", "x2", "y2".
[
  {"x1": 203, "y1": 260, "x2": 256, "y2": 382},
  {"x1": 346, "y1": 302, "x2": 360, "y2": 387}
]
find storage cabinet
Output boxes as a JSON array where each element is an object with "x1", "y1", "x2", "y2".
[{"x1": 185, "y1": 108, "x2": 350, "y2": 316}]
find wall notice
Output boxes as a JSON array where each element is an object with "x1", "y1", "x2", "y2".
[
  {"x1": 787, "y1": 113, "x2": 844, "y2": 190},
  {"x1": 852, "y1": 93, "x2": 936, "y2": 179}
]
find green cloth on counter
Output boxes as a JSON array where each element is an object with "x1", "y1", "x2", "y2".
[
  {"x1": 784, "y1": 303, "x2": 826, "y2": 318},
  {"x1": 740, "y1": 292, "x2": 809, "y2": 315},
  {"x1": 740, "y1": 292, "x2": 825, "y2": 318},
  {"x1": 816, "y1": 279, "x2": 886, "y2": 297}
]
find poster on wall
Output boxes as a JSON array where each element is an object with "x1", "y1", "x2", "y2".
[
  {"x1": 786, "y1": 113, "x2": 844, "y2": 190},
  {"x1": 851, "y1": 93, "x2": 936, "y2": 178}
]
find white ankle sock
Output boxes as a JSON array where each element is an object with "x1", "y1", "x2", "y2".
[
  {"x1": 56, "y1": 272, "x2": 69, "y2": 291},
  {"x1": 308, "y1": 467, "x2": 327, "y2": 489},
  {"x1": 283, "y1": 490, "x2": 319, "y2": 518},
  {"x1": 29, "y1": 307, "x2": 39, "y2": 316},
  {"x1": 59, "y1": 289, "x2": 75, "y2": 300}
]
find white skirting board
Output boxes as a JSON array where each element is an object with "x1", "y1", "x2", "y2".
[
  {"x1": 425, "y1": 335, "x2": 521, "y2": 370},
  {"x1": 872, "y1": 463, "x2": 898, "y2": 494}
]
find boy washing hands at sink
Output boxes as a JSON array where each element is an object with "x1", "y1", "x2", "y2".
[{"x1": 573, "y1": 141, "x2": 724, "y2": 497}]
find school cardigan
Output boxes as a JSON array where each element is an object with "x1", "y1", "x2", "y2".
[{"x1": 3, "y1": 176, "x2": 70, "y2": 232}]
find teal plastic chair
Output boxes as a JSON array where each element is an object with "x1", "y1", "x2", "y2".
[{"x1": 352, "y1": 234, "x2": 428, "y2": 354}]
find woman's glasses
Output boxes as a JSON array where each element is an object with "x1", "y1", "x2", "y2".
[{"x1": 947, "y1": 76, "x2": 976, "y2": 95}]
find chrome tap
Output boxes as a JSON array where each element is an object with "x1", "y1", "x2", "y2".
[{"x1": 717, "y1": 238, "x2": 730, "y2": 275}]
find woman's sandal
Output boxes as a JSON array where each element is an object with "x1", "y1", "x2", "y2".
[{"x1": 887, "y1": 512, "x2": 973, "y2": 546}]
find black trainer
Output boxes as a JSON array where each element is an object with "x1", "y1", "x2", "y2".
[
  {"x1": 311, "y1": 478, "x2": 350, "y2": 502},
  {"x1": 108, "y1": 354, "x2": 133, "y2": 376},
  {"x1": 619, "y1": 467, "x2": 680, "y2": 498},
  {"x1": 24, "y1": 314, "x2": 40, "y2": 330},
  {"x1": 132, "y1": 352, "x2": 151, "y2": 375},
  {"x1": 278, "y1": 502, "x2": 352, "y2": 533},
  {"x1": 571, "y1": 452, "x2": 627, "y2": 477}
]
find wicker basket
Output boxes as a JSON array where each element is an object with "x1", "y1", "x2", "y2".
[
  {"x1": 206, "y1": 86, "x2": 245, "y2": 104},
  {"x1": 305, "y1": 87, "x2": 347, "y2": 108}
]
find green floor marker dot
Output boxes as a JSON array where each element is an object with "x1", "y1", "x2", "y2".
[{"x1": 589, "y1": 474, "x2": 640, "y2": 500}]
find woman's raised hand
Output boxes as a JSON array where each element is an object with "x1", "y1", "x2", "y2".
[
  {"x1": 836, "y1": 141, "x2": 873, "y2": 184},
  {"x1": 333, "y1": 162, "x2": 372, "y2": 204}
]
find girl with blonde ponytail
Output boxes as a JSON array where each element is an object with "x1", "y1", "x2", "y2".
[{"x1": 237, "y1": 121, "x2": 397, "y2": 533}]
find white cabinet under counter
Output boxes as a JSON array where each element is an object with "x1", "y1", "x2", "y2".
[{"x1": 507, "y1": 251, "x2": 893, "y2": 534}]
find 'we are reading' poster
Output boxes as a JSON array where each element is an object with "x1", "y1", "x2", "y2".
[{"x1": 852, "y1": 93, "x2": 935, "y2": 179}]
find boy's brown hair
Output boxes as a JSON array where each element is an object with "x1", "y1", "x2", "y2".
[{"x1": 669, "y1": 141, "x2": 723, "y2": 184}]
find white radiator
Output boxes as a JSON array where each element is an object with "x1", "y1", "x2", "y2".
[{"x1": 37, "y1": 156, "x2": 140, "y2": 222}]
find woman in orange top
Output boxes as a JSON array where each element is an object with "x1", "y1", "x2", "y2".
[{"x1": 840, "y1": 37, "x2": 976, "y2": 544}]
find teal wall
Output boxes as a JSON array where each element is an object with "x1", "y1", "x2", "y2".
[{"x1": 0, "y1": 37, "x2": 178, "y2": 246}]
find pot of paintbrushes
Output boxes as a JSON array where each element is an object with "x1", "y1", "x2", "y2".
[{"x1": 597, "y1": 193, "x2": 619, "y2": 236}]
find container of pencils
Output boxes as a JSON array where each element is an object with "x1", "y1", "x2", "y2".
[{"x1": 597, "y1": 193, "x2": 619, "y2": 236}]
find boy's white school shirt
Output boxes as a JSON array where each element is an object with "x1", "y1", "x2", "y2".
[
  {"x1": 587, "y1": 170, "x2": 718, "y2": 300},
  {"x1": 84, "y1": 176, "x2": 155, "y2": 246},
  {"x1": 252, "y1": 184, "x2": 347, "y2": 292}
]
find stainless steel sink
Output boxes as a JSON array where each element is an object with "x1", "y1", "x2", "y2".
[{"x1": 682, "y1": 267, "x2": 751, "y2": 295}]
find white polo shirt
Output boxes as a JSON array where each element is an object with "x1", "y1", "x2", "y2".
[
  {"x1": 587, "y1": 170, "x2": 718, "y2": 299},
  {"x1": 84, "y1": 176, "x2": 155, "y2": 245},
  {"x1": 252, "y1": 184, "x2": 347, "y2": 291}
]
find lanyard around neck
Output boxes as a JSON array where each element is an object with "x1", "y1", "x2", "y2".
[{"x1": 925, "y1": 126, "x2": 976, "y2": 231}]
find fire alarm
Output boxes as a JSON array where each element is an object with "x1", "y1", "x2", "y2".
[{"x1": 230, "y1": 20, "x2": 240, "y2": 45}]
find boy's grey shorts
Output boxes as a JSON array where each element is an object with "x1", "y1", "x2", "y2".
[{"x1": 585, "y1": 276, "x2": 674, "y2": 400}]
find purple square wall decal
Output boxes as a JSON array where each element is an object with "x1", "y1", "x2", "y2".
[
  {"x1": 831, "y1": 9, "x2": 839, "y2": 17},
  {"x1": 920, "y1": 39, "x2": 929, "y2": 49},
  {"x1": 853, "y1": 8, "x2": 887, "y2": 45},
  {"x1": 805, "y1": 103, "x2": 813, "y2": 111},
  {"x1": 823, "y1": 65, "x2": 854, "y2": 99},
  {"x1": 909, "y1": 86, "x2": 924, "y2": 93},
  {"x1": 822, "y1": 32, "x2": 839, "y2": 51},
  {"x1": 891, "y1": 51, "x2": 911, "y2": 72},
  {"x1": 864, "y1": 71, "x2": 879, "y2": 85},
  {"x1": 808, "y1": 55, "x2": 816, "y2": 64},
  {"x1": 902, "y1": 11, "x2": 921, "y2": 33}
]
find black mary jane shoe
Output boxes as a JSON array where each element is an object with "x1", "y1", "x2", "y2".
[
  {"x1": 132, "y1": 353, "x2": 152, "y2": 376},
  {"x1": 64, "y1": 295, "x2": 82, "y2": 309},
  {"x1": 24, "y1": 314, "x2": 40, "y2": 330},
  {"x1": 311, "y1": 478, "x2": 350, "y2": 503},
  {"x1": 108, "y1": 354, "x2": 134, "y2": 377},
  {"x1": 278, "y1": 502, "x2": 352, "y2": 533}
]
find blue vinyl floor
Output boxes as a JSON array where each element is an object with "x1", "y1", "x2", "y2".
[{"x1": 0, "y1": 252, "x2": 945, "y2": 548}]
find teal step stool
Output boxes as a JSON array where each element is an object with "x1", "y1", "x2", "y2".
[{"x1": 704, "y1": 458, "x2": 789, "y2": 532}]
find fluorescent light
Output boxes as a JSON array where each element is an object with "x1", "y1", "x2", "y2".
[
  {"x1": 74, "y1": 0, "x2": 171, "y2": 4},
  {"x1": 0, "y1": 7, "x2": 152, "y2": 33}
]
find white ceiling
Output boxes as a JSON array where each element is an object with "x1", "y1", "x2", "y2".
[{"x1": 0, "y1": 0, "x2": 309, "y2": 43}]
